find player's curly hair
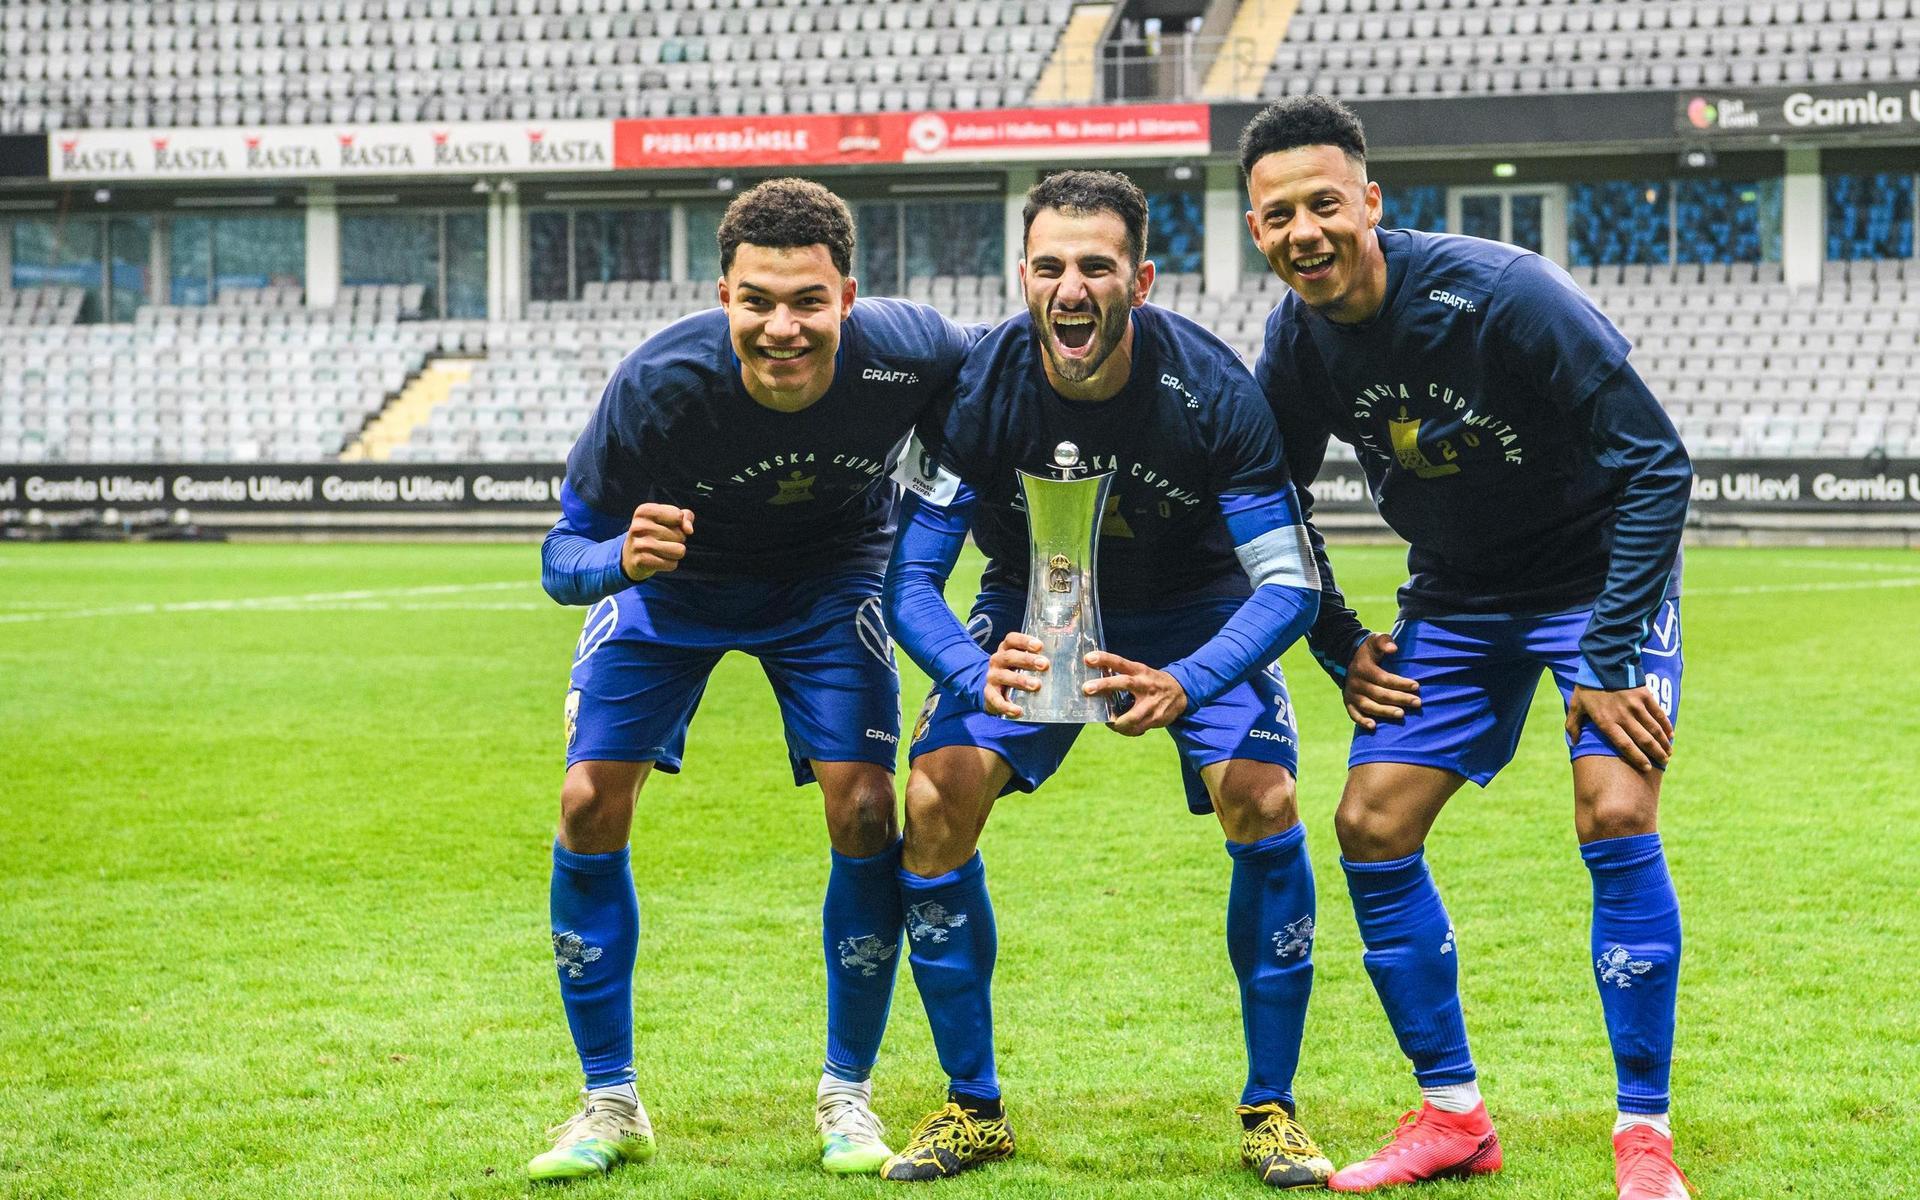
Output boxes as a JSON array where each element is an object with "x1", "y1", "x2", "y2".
[
  {"x1": 1238, "y1": 95, "x2": 1369, "y2": 181},
  {"x1": 717, "y1": 178, "x2": 855, "y2": 278},
  {"x1": 1022, "y1": 170, "x2": 1150, "y2": 265}
]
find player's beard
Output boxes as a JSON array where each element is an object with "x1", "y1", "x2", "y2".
[{"x1": 1038, "y1": 296, "x2": 1130, "y2": 384}]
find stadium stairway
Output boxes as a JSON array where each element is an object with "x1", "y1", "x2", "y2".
[
  {"x1": 341, "y1": 356, "x2": 478, "y2": 463},
  {"x1": 1029, "y1": 2, "x2": 1113, "y2": 103},
  {"x1": 1205, "y1": 0, "x2": 1302, "y2": 97}
]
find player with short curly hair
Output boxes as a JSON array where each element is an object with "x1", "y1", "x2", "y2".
[{"x1": 530, "y1": 177, "x2": 980, "y2": 1182}]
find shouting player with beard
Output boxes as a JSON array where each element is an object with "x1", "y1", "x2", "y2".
[{"x1": 879, "y1": 170, "x2": 1331, "y2": 1189}]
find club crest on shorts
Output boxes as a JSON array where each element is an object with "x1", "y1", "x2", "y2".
[
  {"x1": 911, "y1": 692, "x2": 939, "y2": 744},
  {"x1": 836, "y1": 934, "x2": 899, "y2": 977},
  {"x1": 906, "y1": 901, "x2": 968, "y2": 944},
  {"x1": 1596, "y1": 944, "x2": 1653, "y2": 988},
  {"x1": 966, "y1": 612, "x2": 994, "y2": 649},
  {"x1": 564, "y1": 689, "x2": 581, "y2": 753},
  {"x1": 575, "y1": 595, "x2": 620, "y2": 666},
  {"x1": 552, "y1": 930, "x2": 603, "y2": 980},
  {"x1": 855, "y1": 595, "x2": 893, "y2": 663},
  {"x1": 1271, "y1": 915, "x2": 1315, "y2": 960},
  {"x1": 1643, "y1": 599, "x2": 1681, "y2": 659}
]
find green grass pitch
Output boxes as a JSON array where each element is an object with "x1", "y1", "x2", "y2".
[{"x1": 2, "y1": 542, "x2": 1916, "y2": 1199}]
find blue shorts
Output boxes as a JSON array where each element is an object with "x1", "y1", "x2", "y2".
[
  {"x1": 565, "y1": 569, "x2": 900, "y2": 785},
  {"x1": 910, "y1": 592, "x2": 1300, "y2": 815},
  {"x1": 1349, "y1": 590, "x2": 1683, "y2": 786}
]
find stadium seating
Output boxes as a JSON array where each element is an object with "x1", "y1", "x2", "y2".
[
  {"x1": 0, "y1": 285, "x2": 469, "y2": 463},
  {"x1": 1267, "y1": 0, "x2": 1920, "y2": 99},
  {"x1": 398, "y1": 262, "x2": 1920, "y2": 464},
  {"x1": 5, "y1": 260, "x2": 1918, "y2": 464},
  {"x1": 0, "y1": 286, "x2": 85, "y2": 326},
  {"x1": 0, "y1": 0, "x2": 1076, "y2": 132}
]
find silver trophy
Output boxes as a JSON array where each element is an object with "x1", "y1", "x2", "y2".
[{"x1": 1013, "y1": 442, "x2": 1118, "y2": 724}]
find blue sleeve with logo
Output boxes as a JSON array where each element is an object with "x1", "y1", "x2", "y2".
[{"x1": 1161, "y1": 489, "x2": 1321, "y2": 705}]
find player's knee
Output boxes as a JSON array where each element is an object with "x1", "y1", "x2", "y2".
[
  {"x1": 1334, "y1": 793, "x2": 1416, "y2": 861},
  {"x1": 1577, "y1": 788, "x2": 1658, "y2": 843},
  {"x1": 1216, "y1": 775, "x2": 1298, "y2": 844},
  {"x1": 901, "y1": 766, "x2": 982, "y2": 875},
  {"x1": 558, "y1": 762, "x2": 643, "y2": 853},
  {"x1": 825, "y1": 777, "x2": 899, "y2": 857}
]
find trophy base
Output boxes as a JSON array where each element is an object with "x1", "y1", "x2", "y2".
[{"x1": 1010, "y1": 630, "x2": 1115, "y2": 725}]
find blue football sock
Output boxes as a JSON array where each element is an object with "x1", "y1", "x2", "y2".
[
  {"x1": 1343, "y1": 849, "x2": 1476, "y2": 1087},
  {"x1": 550, "y1": 841, "x2": 639, "y2": 1090},
  {"x1": 822, "y1": 838, "x2": 906, "y2": 1084},
  {"x1": 900, "y1": 852, "x2": 999, "y2": 1101},
  {"x1": 1226, "y1": 824, "x2": 1316, "y2": 1108},
  {"x1": 1583, "y1": 833, "x2": 1681, "y2": 1115}
]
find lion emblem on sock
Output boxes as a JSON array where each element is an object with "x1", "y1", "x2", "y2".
[
  {"x1": 906, "y1": 901, "x2": 969, "y2": 944},
  {"x1": 1596, "y1": 944, "x2": 1653, "y2": 988},
  {"x1": 1270, "y1": 914, "x2": 1315, "y2": 960},
  {"x1": 552, "y1": 930, "x2": 603, "y2": 980},
  {"x1": 837, "y1": 934, "x2": 899, "y2": 978}
]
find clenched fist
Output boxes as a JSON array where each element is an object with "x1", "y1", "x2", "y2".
[{"x1": 622, "y1": 503, "x2": 695, "y2": 582}]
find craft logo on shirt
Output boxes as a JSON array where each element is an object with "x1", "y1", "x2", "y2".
[
  {"x1": 768, "y1": 469, "x2": 817, "y2": 505},
  {"x1": 1427, "y1": 289, "x2": 1478, "y2": 312},
  {"x1": 862, "y1": 368, "x2": 921, "y2": 385},
  {"x1": 1160, "y1": 372, "x2": 1201, "y2": 409}
]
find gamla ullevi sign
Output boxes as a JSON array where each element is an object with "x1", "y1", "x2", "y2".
[
  {"x1": 1682, "y1": 85, "x2": 1920, "y2": 136},
  {"x1": 49, "y1": 121, "x2": 614, "y2": 182}
]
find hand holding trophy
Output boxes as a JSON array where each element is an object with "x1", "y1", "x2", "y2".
[{"x1": 1010, "y1": 441, "x2": 1121, "y2": 723}]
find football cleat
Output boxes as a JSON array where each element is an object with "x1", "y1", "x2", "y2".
[
  {"x1": 1327, "y1": 1101, "x2": 1501, "y2": 1193},
  {"x1": 816, "y1": 1080, "x2": 893, "y2": 1175},
  {"x1": 1238, "y1": 1102, "x2": 1335, "y2": 1190},
  {"x1": 526, "y1": 1088, "x2": 656, "y2": 1183},
  {"x1": 1614, "y1": 1125, "x2": 1697, "y2": 1200},
  {"x1": 880, "y1": 1101, "x2": 1014, "y2": 1181}
]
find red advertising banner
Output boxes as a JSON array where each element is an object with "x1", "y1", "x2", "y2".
[
  {"x1": 614, "y1": 114, "x2": 904, "y2": 170},
  {"x1": 613, "y1": 104, "x2": 1210, "y2": 171},
  {"x1": 896, "y1": 104, "x2": 1210, "y2": 162}
]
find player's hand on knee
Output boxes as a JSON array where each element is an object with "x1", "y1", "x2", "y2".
[
  {"x1": 983, "y1": 631, "x2": 1047, "y2": 718},
  {"x1": 1083, "y1": 650, "x2": 1187, "y2": 736},
  {"x1": 1343, "y1": 631, "x2": 1420, "y2": 731},
  {"x1": 622, "y1": 503, "x2": 695, "y2": 581},
  {"x1": 1565, "y1": 684, "x2": 1673, "y2": 773}
]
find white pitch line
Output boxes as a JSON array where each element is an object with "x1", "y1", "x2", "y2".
[
  {"x1": 1343, "y1": 575, "x2": 1920, "y2": 608},
  {"x1": 1772, "y1": 557, "x2": 1920, "y2": 575},
  {"x1": 0, "y1": 580, "x2": 536, "y2": 624},
  {"x1": 1682, "y1": 576, "x2": 1920, "y2": 597}
]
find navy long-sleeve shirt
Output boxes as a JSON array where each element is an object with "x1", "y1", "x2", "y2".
[
  {"x1": 1256, "y1": 229, "x2": 1691, "y2": 691},
  {"x1": 541, "y1": 298, "x2": 977, "y2": 605}
]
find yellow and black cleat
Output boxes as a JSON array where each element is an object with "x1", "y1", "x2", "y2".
[
  {"x1": 1238, "y1": 1102, "x2": 1334, "y2": 1190},
  {"x1": 880, "y1": 1101, "x2": 1014, "y2": 1182}
]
